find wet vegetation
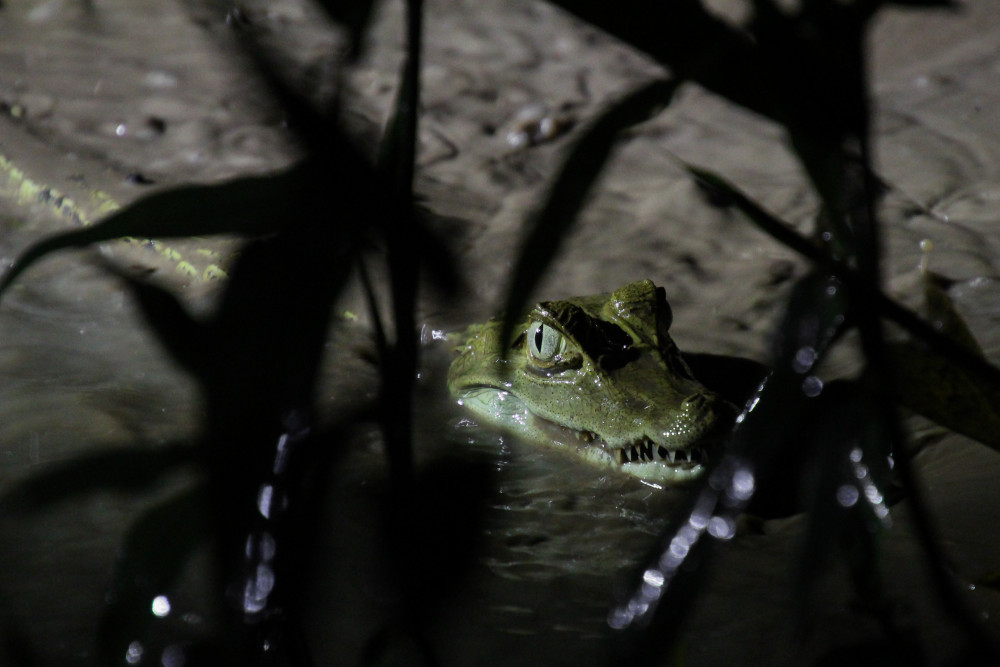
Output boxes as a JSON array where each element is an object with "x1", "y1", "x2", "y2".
[{"x1": 2, "y1": 0, "x2": 1000, "y2": 665}]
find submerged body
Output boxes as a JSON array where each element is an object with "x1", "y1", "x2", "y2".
[{"x1": 448, "y1": 280, "x2": 736, "y2": 485}]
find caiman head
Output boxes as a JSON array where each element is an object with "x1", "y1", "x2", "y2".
[{"x1": 447, "y1": 280, "x2": 737, "y2": 485}]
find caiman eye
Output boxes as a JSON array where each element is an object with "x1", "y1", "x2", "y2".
[{"x1": 527, "y1": 320, "x2": 563, "y2": 362}]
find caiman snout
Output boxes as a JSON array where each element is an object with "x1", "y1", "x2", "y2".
[
  {"x1": 681, "y1": 391, "x2": 738, "y2": 435},
  {"x1": 682, "y1": 392, "x2": 711, "y2": 411}
]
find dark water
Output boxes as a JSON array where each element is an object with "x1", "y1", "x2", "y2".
[{"x1": 1, "y1": 0, "x2": 1000, "y2": 665}]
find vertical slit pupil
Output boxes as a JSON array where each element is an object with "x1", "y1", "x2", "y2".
[{"x1": 534, "y1": 325, "x2": 545, "y2": 353}]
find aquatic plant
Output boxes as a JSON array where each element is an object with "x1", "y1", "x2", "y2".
[
  {"x1": 0, "y1": 0, "x2": 998, "y2": 665},
  {"x1": 521, "y1": 0, "x2": 1000, "y2": 664},
  {"x1": 0, "y1": 0, "x2": 438, "y2": 663}
]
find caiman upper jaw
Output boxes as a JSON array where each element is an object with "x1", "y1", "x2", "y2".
[
  {"x1": 454, "y1": 384, "x2": 724, "y2": 484},
  {"x1": 540, "y1": 417, "x2": 711, "y2": 473},
  {"x1": 572, "y1": 427, "x2": 707, "y2": 461}
]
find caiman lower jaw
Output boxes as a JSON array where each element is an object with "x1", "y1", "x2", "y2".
[{"x1": 534, "y1": 416, "x2": 709, "y2": 479}]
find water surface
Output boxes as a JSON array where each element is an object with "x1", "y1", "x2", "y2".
[{"x1": 1, "y1": 1, "x2": 1000, "y2": 665}]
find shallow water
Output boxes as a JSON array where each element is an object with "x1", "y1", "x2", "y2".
[{"x1": 1, "y1": 0, "x2": 1000, "y2": 665}]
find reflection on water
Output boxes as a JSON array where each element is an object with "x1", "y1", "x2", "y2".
[
  {"x1": 476, "y1": 440, "x2": 675, "y2": 580},
  {"x1": 0, "y1": 259, "x2": 200, "y2": 458},
  {"x1": 1, "y1": 0, "x2": 1000, "y2": 665}
]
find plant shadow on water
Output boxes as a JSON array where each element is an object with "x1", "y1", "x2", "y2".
[{"x1": 1, "y1": 0, "x2": 1000, "y2": 665}]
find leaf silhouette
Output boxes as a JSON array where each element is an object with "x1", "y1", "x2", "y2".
[
  {"x1": 499, "y1": 78, "x2": 680, "y2": 347},
  {"x1": 0, "y1": 161, "x2": 316, "y2": 296}
]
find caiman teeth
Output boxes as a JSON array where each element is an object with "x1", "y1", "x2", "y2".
[
  {"x1": 612, "y1": 436, "x2": 706, "y2": 468},
  {"x1": 565, "y1": 427, "x2": 706, "y2": 468}
]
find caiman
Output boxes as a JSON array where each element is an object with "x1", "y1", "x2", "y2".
[{"x1": 448, "y1": 280, "x2": 738, "y2": 485}]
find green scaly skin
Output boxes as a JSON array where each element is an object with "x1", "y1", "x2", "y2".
[{"x1": 448, "y1": 280, "x2": 737, "y2": 485}]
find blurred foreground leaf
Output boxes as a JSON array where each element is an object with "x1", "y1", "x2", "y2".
[
  {"x1": 919, "y1": 267, "x2": 984, "y2": 356},
  {"x1": 889, "y1": 340, "x2": 1000, "y2": 447},
  {"x1": 312, "y1": 0, "x2": 378, "y2": 59},
  {"x1": 793, "y1": 381, "x2": 905, "y2": 653},
  {"x1": 0, "y1": 0, "x2": 434, "y2": 664},
  {"x1": 373, "y1": 0, "x2": 425, "y2": 492},
  {"x1": 98, "y1": 486, "x2": 210, "y2": 665},
  {"x1": 689, "y1": 164, "x2": 1000, "y2": 453},
  {"x1": 612, "y1": 272, "x2": 851, "y2": 663},
  {"x1": 686, "y1": 166, "x2": 824, "y2": 262},
  {"x1": 0, "y1": 160, "x2": 317, "y2": 295},
  {"x1": 0, "y1": 444, "x2": 199, "y2": 511},
  {"x1": 500, "y1": 78, "x2": 679, "y2": 345},
  {"x1": 884, "y1": 265, "x2": 1000, "y2": 449}
]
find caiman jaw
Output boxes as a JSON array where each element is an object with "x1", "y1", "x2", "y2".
[
  {"x1": 456, "y1": 386, "x2": 711, "y2": 482},
  {"x1": 574, "y1": 428, "x2": 706, "y2": 466},
  {"x1": 447, "y1": 280, "x2": 740, "y2": 485},
  {"x1": 533, "y1": 414, "x2": 709, "y2": 477}
]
